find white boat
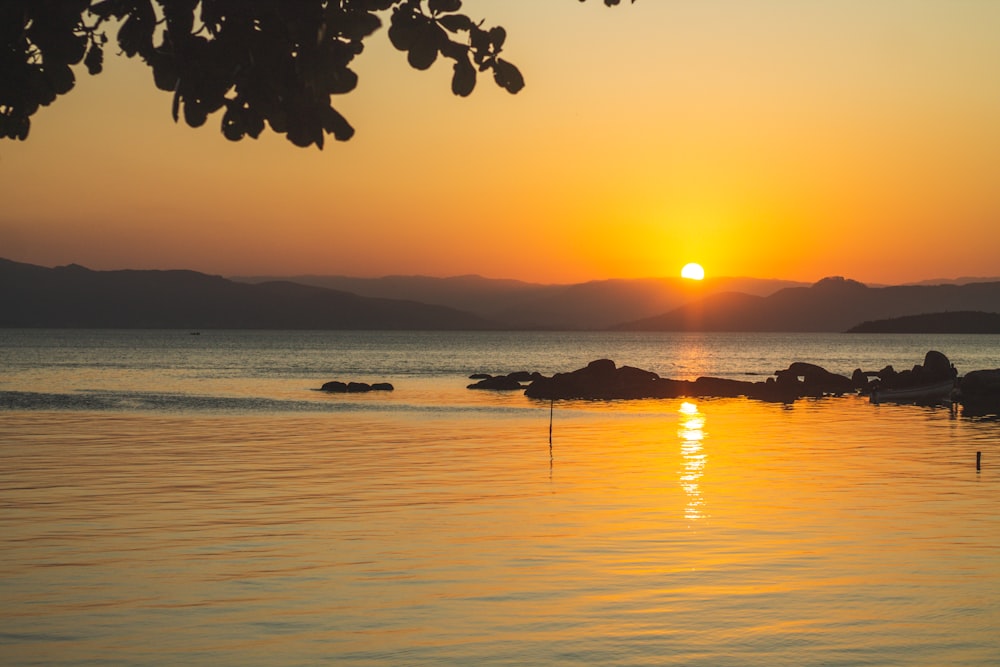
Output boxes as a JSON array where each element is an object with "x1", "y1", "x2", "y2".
[{"x1": 869, "y1": 379, "x2": 956, "y2": 404}]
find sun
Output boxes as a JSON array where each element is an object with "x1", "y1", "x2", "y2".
[{"x1": 681, "y1": 262, "x2": 705, "y2": 281}]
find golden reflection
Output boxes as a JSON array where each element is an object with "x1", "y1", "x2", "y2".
[{"x1": 678, "y1": 401, "x2": 707, "y2": 520}]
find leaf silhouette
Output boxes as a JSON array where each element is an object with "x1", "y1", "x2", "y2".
[
  {"x1": 1, "y1": 0, "x2": 629, "y2": 147},
  {"x1": 492, "y1": 58, "x2": 524, "y2": 94},
  {"x1": 451, "y1": 55, "x2": 476, "y2": 97}
]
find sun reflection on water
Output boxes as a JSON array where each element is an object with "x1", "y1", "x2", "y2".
[{"x1": 678, "y1": 401, "x2": 707, "y2": 520}]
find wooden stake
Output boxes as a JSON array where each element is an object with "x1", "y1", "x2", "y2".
[
  {"x1": 977, "y1": 451, "x2": 982, "y2": 471},
  {"x1": 549, "y1": 399, "x2": 554, "y2": 446}
]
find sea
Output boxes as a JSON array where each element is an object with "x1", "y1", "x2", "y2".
[{"x1": 2, "y1": 329, "x2": 999, "y2": 666}]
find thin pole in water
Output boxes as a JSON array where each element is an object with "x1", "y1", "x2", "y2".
[
  {"x1": 977, "y1": 451, "x2": 982, "y2": 471},
  {"x1": 549, "y1": 399, "x2": 554, "y2": 446}
]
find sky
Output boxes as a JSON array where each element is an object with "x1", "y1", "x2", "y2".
[{"x1": 2, "y1": 0, "x2": 999, "y2": 285}]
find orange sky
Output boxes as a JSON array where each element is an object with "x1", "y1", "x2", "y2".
[{"x1": 2, "y1": 1, "x2": 999, "y2": 284}]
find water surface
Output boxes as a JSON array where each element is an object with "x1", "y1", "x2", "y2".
[{"x1": 2, "y1": 331, "x2": 998, "y2": 665}]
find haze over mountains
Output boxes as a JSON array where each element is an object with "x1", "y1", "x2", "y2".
[
  {"x1": 233, "y1": 274, "x2": 807, "y2": 330},
  {"x1": 3, "y1": 258, "x2": 999, "y2": 331}
]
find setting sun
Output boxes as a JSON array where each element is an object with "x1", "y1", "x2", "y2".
[{"x1": 681, "y1": 263, "x2": 706, "y2": 281}]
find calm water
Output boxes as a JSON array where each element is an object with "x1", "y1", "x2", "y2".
[{"x1": 2, "y1": 330, "x2": 999, "y2": 665}]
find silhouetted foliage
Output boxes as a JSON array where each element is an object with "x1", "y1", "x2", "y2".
[{"x1": 1, "y1": 0, "x2": 631, "y2": 148}]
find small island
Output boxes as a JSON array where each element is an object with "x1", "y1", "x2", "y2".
[{"x1": 846, "y1": 311, "x2": 1000, "y2": 334}]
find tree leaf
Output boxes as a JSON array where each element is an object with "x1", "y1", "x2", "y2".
[
  {"x1": 221, "y1": 103, "x2": 245, "y2": 141},
  {"x1": 429, "y1": 0, "x2": 462, "y2": 14},
  {"x1": 47, "y1": 64, "x2": 76, "y2": 95},
  {"x1": 407, "y1": 23, "x2": 441, "y2": 71},
  {"x1": 322, "y1": 106, "x2": 355, "y2": 142},
  {"x1": 84, "y1": 45, "x2": 104, "y2": 76},
  {"x1": 439, "y1": 14, "x2": 474, "y2": 33},
  {"x1": 451, "y1": 55, "x2": 476, "y2": 97},
  {"x1": 150, "y1": 52, "x2": 178, "y2": 92},
  {"x1": 388, "y1": 8, "x2": 419, "y2": 51},
  {"x1": 183, "y1": 98, "x2": 208, "y2": 128},
  {"x1": 488, "y1": 26, "x2": 507, "y2": 50},
  {"x1": 492, "y1": 58, "x2": 524, "y2": 94}
]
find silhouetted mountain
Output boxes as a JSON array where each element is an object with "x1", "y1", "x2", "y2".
[
  {"x1": 234, "y1": 274, "x2": 805, "y2": 330},
  {"x1": 0, "y1": 259, "x2": 494, "y2": 329},
  {"x1": 618, "y1": 276, "x2": 1000, "y2": 332},
  {"x1": 235, "y1": 273, "x2": 565, "y2": 323},
  {"x1": 847, "y1": 311, "x2": 1000, "y2": 334}
]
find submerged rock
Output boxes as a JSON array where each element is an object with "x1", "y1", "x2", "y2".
[
  {"x1": 467, "y1": 371, "x2": 547, "y2": 391},
  {"x1": 468, "y1": 375, "x2": 525, "y2": 390},
  {"x1": 320, "y1": 380, "x2": 348, "y2": 393},
  {"x1": 320, "y1": 380, "x2": 394, "y2": 393}
]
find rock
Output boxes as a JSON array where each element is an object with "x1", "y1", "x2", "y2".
[
  {"x1": 468, "y1": 375, "x2": 525, "y2": 390},
  {"x1": 921, "y1": 350, "x2": 955, "y2": 381},
  {"x1": 467, "y1": 370, "x2": 549, "y2": 391},
  {"x1": 774, "y1": 362, "x2": 855, "y2": 395},
  {"x1": 320, "y1": 381, "x2": 348, "y2": 393},
  {"x1": 525, "y1": 359, "x2": 686, "y2": 400},
  {"x1": 522, "y1": 353, "x2": 964, "y2": 404},
  {"x1": 692, "y1": 376, "x2": 754, "y2": 398},
  {"x1": 877, "y1": 351, "x2": 957, "y2": 389},
  {"x1": 960, "y1": 369, "x2": 1000, "y2": 398},
  {"x1": 959, "y1": 369, "x2": 1000, "y2": 416},
  {"x1": 851, "y1": 368, "x2": 870, "y2": 391},
  {"x1": 321, "y1": 380, "x2": 393, "y2": 393}
]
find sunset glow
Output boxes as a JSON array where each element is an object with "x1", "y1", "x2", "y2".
[{"x1": 2, "y1": 2, "x2": 999, "y2": 284}]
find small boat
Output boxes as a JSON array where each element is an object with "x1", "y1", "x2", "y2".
[{"x1": 869, "y1": 379, "x2": 956, "y2": 404}]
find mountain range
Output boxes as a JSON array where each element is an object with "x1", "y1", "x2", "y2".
[
  {"x1": 232, "y1": 273, "x2": 807, "y2": 329},
  {"x1": 0, "y1": 259, "x2": 491, "y2": 329},
  {"x1": 617, "y1": 276, "x2": 1000, "y2": 332},
  {"x1": 3, "y1": 258, "x2": 999, "y2": 331}
]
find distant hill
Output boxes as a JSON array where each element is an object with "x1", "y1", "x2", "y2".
[
  {"x1": 618, "y1": 277, "x2": 1000, "y2": 332},
  {"x1": 847, "y1": 311, "x2": 1000, "y2": 334},
  {"x1": 903, "y1": 276, "x2": 1000, "y2": 286},
  {"x1": 0, "y1": 259, "x2": 494, "y2": 329},
  {"x1": 234, "y1": 274, "x2": 806, "y2": 330}
]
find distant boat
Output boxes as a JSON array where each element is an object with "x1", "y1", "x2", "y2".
[{"x1": 870, "y1": 379, "x2": 956, "y2": 404}]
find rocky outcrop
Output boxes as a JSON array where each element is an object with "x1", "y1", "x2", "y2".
[
  {"x1": 524, "y1": 359, "x2": 685, "y2": 400},
  {"x1": 320, "y1": 380, "x2": 394, "y2": 393},
  {"x1": 523, "y1": 359, "x2": 881, "y2": 402},
  {"x1": 467, "y1": 371, "x2": 545, "y2": 390},
  {"x1": 773, "y1": 362, "x2": 856, "y2": 396},
  {"x1": 471, "y1": 351, "x2": 978, "y2": 407},
  {"x1": 468, "y1": 375, "x2": 525, "y2": 390},
  {"x1": 871, "y1": 350, "x2": 956, "y2": 390}
]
